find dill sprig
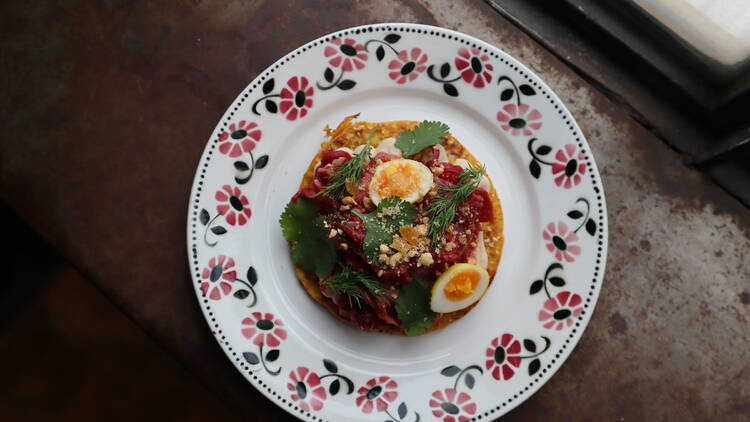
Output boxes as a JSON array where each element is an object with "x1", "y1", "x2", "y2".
[
  {"x1": 315, "y1": 128, "x2": 376, "y2": 199},
  {"x1": 425, "y1": 164, "x2": 486, "y2": 244},
  {"x1": 322, "y1": 266, "x2": 387, "y2": 308}
]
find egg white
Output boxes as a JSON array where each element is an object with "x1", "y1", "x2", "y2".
[{"x1": 430, "y1": 263, "x2": 490, "y2": 313}]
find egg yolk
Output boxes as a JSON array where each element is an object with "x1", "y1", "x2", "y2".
[
  {"x1": 376, "y1": 162, "x2": 422, "y2": 199},
  {"x1": 443, "y1": 270, "x2": 480, "y2": 301}
]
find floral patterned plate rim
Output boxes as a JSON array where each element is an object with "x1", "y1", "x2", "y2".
[{"x1": 187, "y1": 23, "x2": 607, "y2": 422}]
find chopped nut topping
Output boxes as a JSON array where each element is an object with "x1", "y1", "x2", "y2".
[
  {"x1": 378, "y1": 253, "x2": 389, "y2": 263},
  {"x1": 340, "y1": 243, "x2": 348, "y2": 250},
  {"x1": 389, "y1": 252, "x2": 403, "y2": 267},
  {"x1": 379, "y1": 244, "x2": 391, "y2": 253},
  {"x1": 342, "y1": 196, "x2": 356, "y2": 205},
  {"x1": 328, "y1": 229, "x2": 337, "y2": 238},
  {"x1": 339, "y1": 205, "x2": 350, "y2": 211},
  {"x1": 417, "y1": 253, "x2": 434, "y2": 267}
]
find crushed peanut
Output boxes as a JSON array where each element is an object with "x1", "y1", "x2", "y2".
[
  {"x1": 389, "y1": 252, "x2": 403, "y2": 267},
  {"x1": 417, "y1": 252, "x2": 434, "y2": 267},
  {"x1": 342, "y1": 196, "x2": 356, "y2": 205},
  {"x1": 328, "y1": 229, "x2": 337, "y2": 238}
]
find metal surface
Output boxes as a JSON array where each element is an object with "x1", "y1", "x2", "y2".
[{"x1": 1, "y1": 0, "x2": 748, "y2": 420}]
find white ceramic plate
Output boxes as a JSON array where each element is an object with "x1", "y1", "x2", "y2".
[{"x1": 187, "y1": 23, "x2": 607, "y2": 422}]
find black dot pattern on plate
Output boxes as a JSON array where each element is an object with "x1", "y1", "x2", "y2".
[{"x1": 188, "y1": 23, "x2": 606, "y2": 422}]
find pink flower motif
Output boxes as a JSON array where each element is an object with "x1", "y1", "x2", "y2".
[
  {"x1": 539, "y1": 291, "x2": 583, "y2": 330},
  {"x1": 355, "y1": 376, "x2": 398, "y2": 414},
  {"x1": 429, "y1": 388, "x2": 477, "y2": 422},
  {"x1": 215, "y1": 185, "x2": 252, "y2": 226},
  {"x1": 454, "y1": 47, "x2": 493, "y2": 88},
  {"x1": 287, "y1": 367, "x2": 327, "y2": 412},
  {"x1": 324, "y1": 37, "x2": 368, "y2": 71},
  {"x1": 485, "y1": 333, "x2": 522, "y2": 381},
  {"x1": 279, "y1": 76, "x2": 314, "y2": 121},
  {"x1": 388, "y1": 48, "x2": 428, "y2": 84},
  {"x1": 552, "y1": 144, "x2": 587, "y2": 188},
  {"x1": 543, "y1": 221, "x2": 581, "y2": 262},
  {"x1": 496, "y1": 103, "x2": 543, "y2": 136},
  {"x1": 200, "y1": 255, "x2": 236, "y2": 300},
  {"x1": 241, "y1": 312, "x2": 287, "y2": 347},
  {"x1": 218, "y1": 121, "x2": 262, "y2": 158}
]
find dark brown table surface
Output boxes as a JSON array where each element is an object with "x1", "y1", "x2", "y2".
[{"x1": 2, "y1": 0, "x2": 748, "y2": 420}]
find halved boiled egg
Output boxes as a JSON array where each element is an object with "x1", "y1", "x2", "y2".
[
  {"x1": 369, "y1": 158, "x2": 434, "y2": 205},
  {"x1": 431, "y1": 263, "x2": 490, "y2": 313}
]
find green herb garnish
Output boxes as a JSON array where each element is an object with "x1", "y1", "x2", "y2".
[
  {"x1": 322, "y1": 266, "x2": 387, "y2": 308},
  {"x1": 279, "y1": 198, "x2": 337, "y2": 278},
  {"x1": 395, "y1": 277, "x2": 436, "y2": 336},
  {"x1": 425, "y1": 164, "x2": 486, "y2": 244},
  {"x1": 394, "y1": 121, "x2": 450, "y2": 156},
  {"x1": 353, "y1": 197, "x2": 418, "y2": 262},
  {"x1": 316, "y1": 128, "x2": 376, "y2": 199}
]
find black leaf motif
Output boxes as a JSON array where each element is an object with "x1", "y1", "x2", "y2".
[
  {"x1": 265, "y1": 349, "x2": 280, "y2": 362},
  {"x1": 384, "y1": 34, "x2": 401, "y2": 44},
  {"x1": 549, "y1": 277, "x2": 565, "y2": 287},
  {"x1": 233, "y1": 289, "x2": 249, "y2": 299},
  {"x1": 567, "y1": 210, "x2": 584, "y2": 219},
  {"x1": 529, "y1": 160, "x2": 541, "y2": 179},
  {"x1": 443, "y1": 83, "x2": 458, "y2": 97},
  {"x1": 211, "y1": 226, "x2": 227, "y2": 235},
  {"x1": 529, "y1": 358, "x2": 541, "y2": 376},
  {"x1": 398, "y1": 402, "x2": 407, "y2": 418},
  {"x1": 440, "y1": 365, "x2": 461, "y2": 377},
  {"x1": 519, "y1": 84, "x2": 536, "y2": 96},
  {"x1": 465, "y1": 373, "x2": 475, "y2": 389},
  {"x1": 234, "y1": 161, "x2": 250, "y2": 171},
  {"x1": 586, "y1": 219, "x2": 597, "y2": 236},
  {"x1": 199, "y1": 209, "x2": 210, "y2": 226},
  {"x1": 536, "y1": 145, "x2": 552, "y2": 155},
  {"x1": 376, "y1": 46, "x2": 385, "y2": 61},
  {"x1": 338, "y1": 80, "x2": 356, "y2": 90},
  {"x1": 343, "y1": 377, "x2": 355, "y2": 394},
  {"x1": 262, "y1": 79, "x2": 274, "y2": 95},
  {"x1": 529, "y1": 279, "x2": 543, "y2": 295},
  {"x1": 323, "y1": 359, "x2": 338, "y2": 373},
  {"x1": 243, "y1": 352, "x2": 259, "y2": 365},
  {"x1": 265, "y1": 100, "x2": 277, "y2": 113},
  {"x1": 329, "y1": 379, "x2": 340, "y2": 395},
  {"x1": 523, "y1": 339, "x2": 537, "y2": 353},
  {"x1": 324, "y1": 67, "x2": 334, "y2": 83},
  {"x1": 440, "y1": 62, "x2": 450, "y2": 78},
  {"x1": 247, "y1": 266, "x2": 258, "y2": 286},
  {"x1": 500, "y1": 88, "x2": 514, "y2": 101},
  {"x1": 255, "y1": 154, "x2": 269, "y2": 169}
]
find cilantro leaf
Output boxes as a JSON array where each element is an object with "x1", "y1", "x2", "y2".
[
  {"x1": 395, "y1": 277, "x2": 436, "y2": 336},
  {"x1": 353, "y1": 197, "x2": 418, "y2": 262},
  {"x1": 395, "y1": 121, "x2": 450, "y2": 156},
  {"x1": 280, "y1": 198, "x2": 320, "y2": 242},
  {"x1": 279, "y1": 198, "x2": 337, "y2": 278}
]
